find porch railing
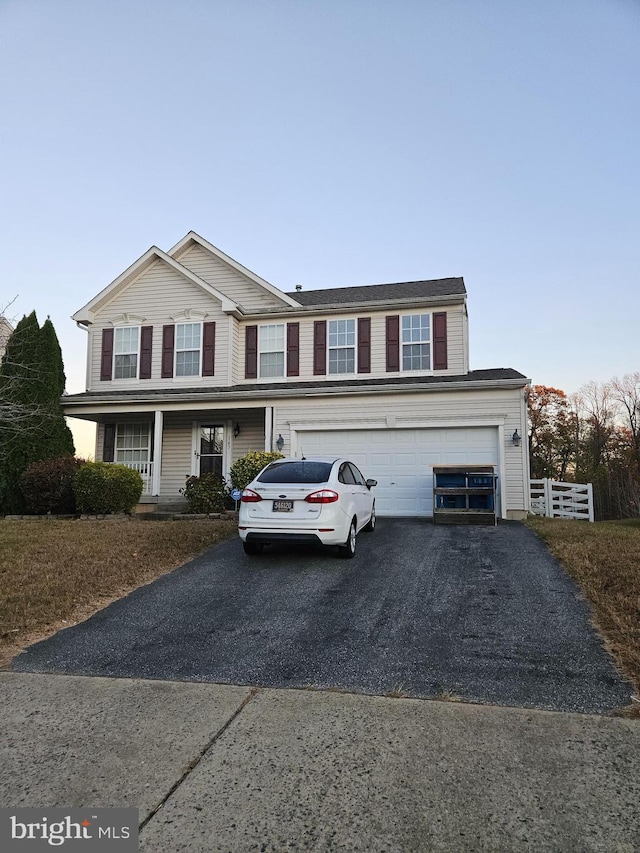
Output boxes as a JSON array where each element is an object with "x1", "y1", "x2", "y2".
[{"x1": 112, "y1": 461, "x2": 154, "y2": 495}]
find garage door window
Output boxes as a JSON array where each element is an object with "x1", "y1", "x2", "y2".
[
  {"x1": 329, "y1": 319, "x2": 355, "y2": 374},
  {"x1": 402, "y1": 314, "x2": 430, "y2": 370}
]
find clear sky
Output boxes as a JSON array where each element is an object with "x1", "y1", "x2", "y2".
[{"x1": 1, "y1": 0, "x2": 638, "y2": 454}]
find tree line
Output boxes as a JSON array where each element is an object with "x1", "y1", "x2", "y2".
[{"x1": 528, "y1": 376, "x2": 640, "y2": 519}]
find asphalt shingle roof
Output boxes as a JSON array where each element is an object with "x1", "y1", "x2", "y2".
[
  {"x1": 64, "y1": 369, "x2": 527, "y2": 404},
  {"x1": 286, "y1": 278, "x2": 466, "y2": 306}
]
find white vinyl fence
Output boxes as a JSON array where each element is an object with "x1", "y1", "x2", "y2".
[{"x1": 530, "y1": 479, "x2": 594, "y2": 522}]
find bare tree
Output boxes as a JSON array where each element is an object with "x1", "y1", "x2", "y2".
[
  {"x1": 610, "y1": 372, "x2": 640, "y2": 462},
  {"x1": 576, "y1": 380, "x2": 618, "y2": 472}
]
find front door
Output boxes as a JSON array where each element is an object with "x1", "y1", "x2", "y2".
[{"x1": 197, "y1": 425, "x2": 224, "y2": 478}]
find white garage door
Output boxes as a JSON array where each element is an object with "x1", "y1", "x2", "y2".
[{"x1": 298, "y1": 427, "x2": 499, "y2": 517}]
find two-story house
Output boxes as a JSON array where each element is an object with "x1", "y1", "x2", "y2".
[{"x1": 64, "y1": 232, "x2": 531, "y2": 518}]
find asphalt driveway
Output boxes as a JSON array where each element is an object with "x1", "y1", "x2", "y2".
[{"x1": 12, "y1": 519, "x2": 631, "y2": 713}]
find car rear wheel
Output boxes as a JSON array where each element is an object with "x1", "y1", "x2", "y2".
[
  {"x1": 338, "y1": 519, "x2": 357, "y2": 559},
  {"x1": 243, "y1": 541, "x2": 264, "y2": 556},
  {"x1": 364, "y1": 502, "x2": 376, "y2": 532}
]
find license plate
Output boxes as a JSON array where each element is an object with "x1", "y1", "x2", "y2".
[{"x1": 273, "y1": 500, "x2": 294, "y2": 512}]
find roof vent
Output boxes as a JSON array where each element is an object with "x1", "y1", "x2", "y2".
[{"x1": 295, "y1": 284, "x2": 302, "y2": 291}]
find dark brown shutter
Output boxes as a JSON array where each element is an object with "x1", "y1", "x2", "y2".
[
  {"x1": 357, "y1": 318, "x2": 371, "y2": 374},
  {"x1": 433, "y1": 312, "x2": 448, "y2": 370},
  {"x1": 386, "y1": 315, "x2": 400, "y2": 372},
  {"x1": 161, "y1": 325, "x2": 174, "y2": 378},
  {"x1": 313, "y1": 321, "x2": 327, "y2": 375},
  {"x1": 103, "y1": 423, "x2": 116, "y2": 462},
  {"x1": 286, "y1": 322, "x2": 299, "y2": 376},
  {"x1": 202, "y1": 321, "x2": 216, "y2": 377},
  {"x1": 245, "y1": 325, "x2": 258, "y2": 379},
  {"x1": 100, "y1": 328, "x2": 114, "y2": 381},
  {"x1": 139, "y1": 326, "x2": 153, "y2": 379}
]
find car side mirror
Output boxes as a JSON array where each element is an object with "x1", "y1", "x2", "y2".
[{"x1": 366, "y1": 479, "x2": 377, "y2": 489}]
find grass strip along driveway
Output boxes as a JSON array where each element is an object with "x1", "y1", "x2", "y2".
[
  {"x1": 526, "y1": 516, "x2": 640, "y2": 712},
  {"x1": 0, "y1": 517, "x2": 237, "y2": 665}
]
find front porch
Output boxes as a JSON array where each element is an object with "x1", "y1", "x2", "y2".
[{"x1": 89, "y1": 405, "x2": 279, "y2": 500}]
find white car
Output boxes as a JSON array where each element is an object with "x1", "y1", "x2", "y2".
[{"x1": 238, "y1": 456, "x2": 377, "y2": 558}]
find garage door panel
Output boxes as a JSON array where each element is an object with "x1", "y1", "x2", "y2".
[{"x1": 299, "y1": 428, "x2": 498, "y2": 517}]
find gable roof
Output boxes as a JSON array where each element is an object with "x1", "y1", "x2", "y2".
[
  {"x1": 72, "y1": 246, "x2": 238, "y2": 325},
  {"x1": 169, "y1": 231, "x2": 301, "y2": 309},
  {"x1": 286, "y1": 278, "x2": 466, "y2": 307}
]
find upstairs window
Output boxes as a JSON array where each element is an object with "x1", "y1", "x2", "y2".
[
  {"x1": 114, "y1": 327, "x2": 139, "y2": 379},
  {"x1": 176, "y1": 322, "x2": 201, "y2": 377},
  {"x1": 402, "y1": 314, "x2": 431, "y2": 370},
  {"x1": 259, "y1": 324, "x2": 285, "y2": 378},
  {"x1": 328, "y1": 319, "x2": 355, "y2": 374}
]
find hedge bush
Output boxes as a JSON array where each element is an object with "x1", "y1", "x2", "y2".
[
  {"x1": 73, "y1": 462, "x2": 143, "y2": 514},
  {"x1": 229, "y1": 451, "x2": 284, "y2": 491},
  {"x1": 20, "y1": 456, "x2": 86, "y2": 515},
  {"x1": 179, "y1": 473, "x2": 228, "y2": 514}
]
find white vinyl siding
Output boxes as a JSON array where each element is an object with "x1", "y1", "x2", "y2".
[
  {"x1": 174, "y1": 244, "x2": 286, "y2": 311},
  {"x1": 158, "y1": 414, "x2": 193, "y2": 497},
  {"x1": 158, "y1": 409, "x2": 267, "y2": 499},
  {"x1": 238, "y1": 306, "x2": 466, "y2": 386},
  {"x1": 88, "y1": 261, "x2": 228, "y2": 390},
  {"x1": 258, "y1": 324, "x2": 285, "y2": 378}
]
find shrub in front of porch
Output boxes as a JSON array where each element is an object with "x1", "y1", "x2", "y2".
[
  {"x1": 73, "y1": 462, "x2": 143, "y2": 514},
  {"x1": 180, "y1": 474, "x2": 228, "y2": 514},
  {"x1": 20, "y1": 455, "x2": 86, "y2": 514},
  {"x1": 229, "y1": 451, "x2": 284, "y2": 491}
]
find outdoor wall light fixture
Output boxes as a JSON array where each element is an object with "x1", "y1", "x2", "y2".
[
  {"x1": 512, "y1": 429, "x2": 522, "y2": 447},
  {"x1": 233, "y1": 423, "x2": 241, "y2": 438},
  {"x1": 275, "y1": 434, "x2": 285, "y2": 452}
]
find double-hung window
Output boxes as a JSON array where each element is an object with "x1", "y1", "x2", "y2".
[
  {"x1": 176, "y1": 322, "x2": 201, "y2": 377},
  {"x1": 402, "y1": 314, "x2": 431, "y2": 371},
  {"x1": 328, "y1": 319, "x2": 355, "y2": 374},
  {"x1": 259, "y1": 324, "x2": 285, "y2": 378},
  {"x1": 115, "y1": 423, "x2": 150, "y2": 466},
  {"x1": 114, "y1": 327, "x2": 139, "y2": 379}
]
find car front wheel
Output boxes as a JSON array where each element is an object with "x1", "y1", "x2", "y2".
[{"x1": 338, "y1": 519, "x2": 357, "y2": 559}]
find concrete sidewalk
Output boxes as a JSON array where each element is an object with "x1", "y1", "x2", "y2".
[{"x1": 1, "y1": 673, "x2": 639, "y2": 852}]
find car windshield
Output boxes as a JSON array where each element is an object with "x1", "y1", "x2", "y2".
[{"x1": 257, "y1": 461, "x2": 333, "y2": 484}]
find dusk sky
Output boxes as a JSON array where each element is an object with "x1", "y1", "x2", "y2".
[{"x1": 1, "y1": 0, "x2": 638, "y2": 454}]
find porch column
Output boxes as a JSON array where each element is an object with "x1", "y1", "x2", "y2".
[
  {"x1": 264, "y1": 406, "x2": 273, "y2": 452},
  {"x1": 152, "y1": 410, "x2": 163, "y2": 496}
]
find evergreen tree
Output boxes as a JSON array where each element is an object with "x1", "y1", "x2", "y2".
[
  {"x1": 0, "y1": 312, "x2": 74, "y2": 513},
  {"x1": 39, "y1": 317, "x2": 74, "y2": 458}
]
